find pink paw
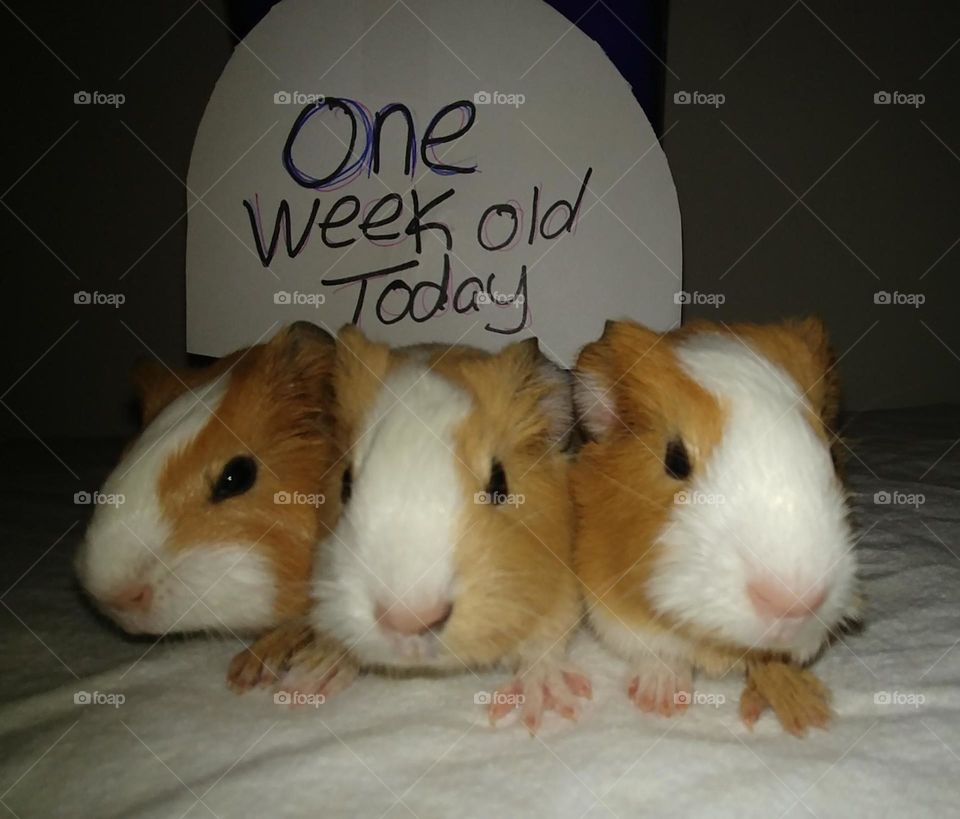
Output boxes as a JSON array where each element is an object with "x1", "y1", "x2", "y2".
[
  {"x1": 487, "y1": 666, "x2": 592, "y2": 734},
  {"x1": 275, "y1": 641, "x2": 359, "y2": 706},
  {"x1": 627, "y1": 664, "x2": 694, "y2": 717}
]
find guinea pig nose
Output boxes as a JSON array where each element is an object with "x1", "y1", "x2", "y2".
[
  {"x1": 110, "y1": 583, "x2": 153, "y2": 613},
  {"x1": 375, "y1": 600, "x2": 453, "y2": 636},
  {"x1": 747, "y1": 579, "x2": 826, "y2": 620}
]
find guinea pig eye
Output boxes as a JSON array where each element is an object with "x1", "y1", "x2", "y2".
[
  {"x1": 341, "y1": 467, "x2": 352, "y2": 504},
  {"x1": 664, "y1": 438, "x2": 691, "y2": 480},
  {"x1": 485, "y1": 460, "x2": 508, "y2": 505},
  {"x1": 212, "y1": 455, "x2": 257, "y2": 502}
]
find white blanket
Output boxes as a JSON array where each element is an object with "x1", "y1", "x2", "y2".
[{"x1": 2, "y1": 407, "x2": 958, "y2": 818}]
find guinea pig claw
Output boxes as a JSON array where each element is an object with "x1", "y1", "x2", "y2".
[
  {"x1": 561, "y1": 670, "x2": 593, "y2": 700},
  {"x1": 740, "y1": 660, "x2": 833, "y2": 737},
  {"x1": 275, "y1": 639, "x2": 360, "y2": 706},
  {"x1": 739, "y1": 688, "x2": 766, "y2": 730},
  {"x1": 488, "y1": 665, "x2": 592, "y2": 733},
  {"x1": 627, "y1": 664, "x2": 694, "y2": 717},
  {"x1": 226, "y1": 621, "x2": 313, "y2": 693}
]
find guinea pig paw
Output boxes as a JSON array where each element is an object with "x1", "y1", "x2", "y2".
[
  {"x1": 227, "y1": 621, "x2": 314, "y2": 693},
  {"x1": 741, "y1": 661, "x2": 833, "y2": 737},
  {"x1": 627, "y1": 663, "x2": 694, "y2": 717},
  {"x1": 276, "y1": 641, "x2": 359, "y2": 704},
  {"x1": 489, "y1": 665, "x2": 592, "y2": 734}
]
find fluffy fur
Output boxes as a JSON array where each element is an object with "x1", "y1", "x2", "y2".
[
  {"x1": 75, "y1": 322, "x2": 342, "y2": 635},
  {"x1": 316, "y1": 327, "x2": 579, "y2": 672},
  {"x1": 572, "y1": 317, "x2": 858, "y2": 735},
  {"x1": 235, "y1": 328, "x2": 588, "y2": 730}
]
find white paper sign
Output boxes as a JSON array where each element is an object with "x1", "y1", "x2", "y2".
[{"x1": 186, "y1": 0, "x2": 682, "y2": 363}]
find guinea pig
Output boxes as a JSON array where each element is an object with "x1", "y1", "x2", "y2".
[
  {"x1": 571, "y1": 317, "x2": 858, "y2": 736},
  {"x1": 75, "y1": 322, "x2": 342, "y2": 637},
  {"x1": 236, "y1": 326, "x2": 590, "y2": 731}
]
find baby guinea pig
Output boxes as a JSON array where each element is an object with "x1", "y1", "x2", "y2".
[
  {"x1": 75, "y1": 322, "x2": 342, "y2": 637},
  {"x1": 571, "y1": 317, "x2": 858, "y2": 736},
  {"x1": 261, "y1": 326, "x2": 590, "y2": 731}
]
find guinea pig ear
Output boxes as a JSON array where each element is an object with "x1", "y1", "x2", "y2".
[
  {"x1": 572, "y1": 320, "x2": 663, "y2": 440},
  {"x1": 131, "y1": 359, "x2": 192, "y2": 427},
  {"x1": 742, "y1": 316, "x2": 840, "y2": 430},
  {"x1": 334, "y1": 324, "x2": 391, "y2": 378},
  {"x1": 503, "y1": 337, "x2": 575, "y2": 446},
  {"x1": 266, "y1": 321, "x2": 335, "y2": 364},
  {"x1": 786, "y1": 316, "x2": 840, "y2": 430},
  {"x1": 263, "y1": 321, "x2": 337, "y2": 403},
  {"x1": 333, "y1": 324, "x2": 392, "y2": 425}
]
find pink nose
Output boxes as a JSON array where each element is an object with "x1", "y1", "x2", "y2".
[
  {"x1": 110, "y1": 583, "x2": 153, "y2": 613},
  {"x1": 747, "y1": 579, "x2": 826, "y2": 620},
  {"x1": 375, "y1": 600, "x2": 453, "y2": 636}
]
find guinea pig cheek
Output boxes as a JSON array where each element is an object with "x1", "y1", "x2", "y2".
[{"x1": 151, "y1": 537, "x2": 277, "y2": 632}]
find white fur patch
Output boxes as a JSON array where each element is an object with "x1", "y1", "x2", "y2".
[
  {"x1": 313, "y1": 362, "x2": 472, "y2": 668},
  {"x1": 645, "y1": 333, "x2": 856, "y2": 662},
  {"x1": 75, "y1": 376, "x2": 276, "y2": 634},
  {"x1": 573, "y1": 371, "x2": 619, "y2": 439}
]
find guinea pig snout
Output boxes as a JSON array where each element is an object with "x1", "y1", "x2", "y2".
[
  {"x1": 746, "y1": 576, "x2": 827, "y2": 621},
  {"x1": 107, "y1": 582, "x2": 154, "y2": 614},
  {"x1": 375, "y1": 600, "x2": 453, "y2": 636}
]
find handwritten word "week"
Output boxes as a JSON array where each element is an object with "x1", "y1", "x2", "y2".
[{"x1": 244, "y1": 98, "x2": 591, "y2": 334}]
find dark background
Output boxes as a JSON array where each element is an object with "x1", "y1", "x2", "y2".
[{"x1": 1, "y1": 1, "x2": 958, "y2": 455}]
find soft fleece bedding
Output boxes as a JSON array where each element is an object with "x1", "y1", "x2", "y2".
[{"x1": 1, "y1": 407, "x2": 959, "y2": 818}]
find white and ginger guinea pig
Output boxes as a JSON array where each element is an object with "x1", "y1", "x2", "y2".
[
  {"x1": 231, "y1": 326, "x2": 590, "y2": 732},
  {"x1": 75, "y1": 322, "x2": 342, "y2": 637},
  {"x1": 572, "y1": 317, "x2": 858, "y2": 736}
]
